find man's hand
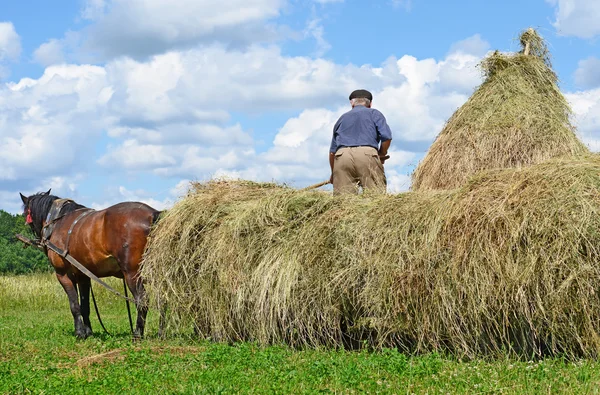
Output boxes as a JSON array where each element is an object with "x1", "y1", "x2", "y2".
[{"x1": 379, "y1": 154, "x2": 390, "y2": 164}]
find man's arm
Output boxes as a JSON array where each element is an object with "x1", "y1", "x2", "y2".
[
  {"x1": 373, "y1": 110, "x2": 392, "y2": 164},
  {"x1": 329, "y1": 118, "x2": 341, "y2": 183},
  {"x1": 329, "y1": 152, "x2": 335, "y2": 183},
  {"x1": 378, "y1": 139, "x2": 391, "y2": 164}
]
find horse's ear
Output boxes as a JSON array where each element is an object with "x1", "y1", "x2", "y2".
[
  {"x1": 20, "y1": 193, "x2": 28, "y2": 205},
  {"x1": 44, "y1": 189, "x2": 51, "y2": 195}
]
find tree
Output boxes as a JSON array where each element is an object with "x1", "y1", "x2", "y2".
[{"x1": 0, "y1": 210, "x2": 49, "y2": 274}]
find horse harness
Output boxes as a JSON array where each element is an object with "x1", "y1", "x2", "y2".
[
  {"x1": 42, "y1": 199, "x2": 93, "y2": 253},
  {"x1": 40, "y1": 199, "x2": 136, "y2": 303}
]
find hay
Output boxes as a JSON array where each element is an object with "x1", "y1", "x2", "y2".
[
  {"x1": 411, "y1": 28, "x2": 588, "y2": 191},
  {"x1": 142, "y1": 157, "x2": 600, "y2": 358}
]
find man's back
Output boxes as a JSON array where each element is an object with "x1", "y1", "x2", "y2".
[{"x1": 330, "y1": 105, "x2": 392, "y2": 154}]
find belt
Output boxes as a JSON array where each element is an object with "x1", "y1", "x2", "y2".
[{"x1": 337, "y1": 146, "x2": 377, "y2": 151}]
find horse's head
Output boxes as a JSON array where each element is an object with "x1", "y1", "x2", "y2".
[{"x1": 19, "y1": 189, "x2": 53, "y2": 238}]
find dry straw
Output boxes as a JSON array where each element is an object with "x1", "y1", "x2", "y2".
[
  {"x1": 411, "y1": 28, "x2": 588, "y2": 191},
  {"x1": 142, "y1": 154, "x2": 600, "y2": 358}
]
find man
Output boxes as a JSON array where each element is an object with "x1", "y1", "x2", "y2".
[{"x1": 329, "y1": 89, "x2": 392, "y2": 194}]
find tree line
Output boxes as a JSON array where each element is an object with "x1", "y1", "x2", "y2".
[{"x1": 0, "y1": 210, "x2": 49, "y2": 274}]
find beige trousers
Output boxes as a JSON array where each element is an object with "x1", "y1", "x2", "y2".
[{"x1": 332, "y1": 146, "x2": 386, "y2": 195}]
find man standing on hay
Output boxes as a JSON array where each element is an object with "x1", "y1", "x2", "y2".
[{"x1": 329, "y1": 89, "x2": 392, "y2": 194}]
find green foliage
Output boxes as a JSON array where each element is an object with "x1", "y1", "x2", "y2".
[
  {"x1": 0, "y1": 209, "x2": 49, "y2": 274},
  {"x1": 2, "y1": 274, "x2": 600, "y2": 394}
]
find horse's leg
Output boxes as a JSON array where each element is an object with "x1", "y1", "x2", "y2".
[
  {"x1": 77, "y1": 277, "x2": 93, "y2": 338},
  {"x1": 124, "y1": 273, "x2": 148, "y2": 340},
  {"x1": 55, "y1": 272, "x2": 89, "y2": 339}
]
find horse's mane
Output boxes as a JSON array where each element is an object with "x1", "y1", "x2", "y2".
[{"x1": 24, "y1": 193, "x2": 87, "y2": 238}]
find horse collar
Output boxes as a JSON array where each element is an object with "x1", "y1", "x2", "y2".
[{"x1": 42, "y1": 199, "x2": 74, "y2": 242}]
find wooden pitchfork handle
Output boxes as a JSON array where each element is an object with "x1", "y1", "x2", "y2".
[{"x1": 302, "y1": 180, "x2": 331, "y2": 191}]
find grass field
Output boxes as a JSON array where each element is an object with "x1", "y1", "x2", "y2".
[{"x1": 2, "y1": 274, "x2": 600, "y2": 394}]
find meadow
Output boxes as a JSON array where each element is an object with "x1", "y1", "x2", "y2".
[{"x1": 2, "y1": 274, "x2": 600, "y2": 394}]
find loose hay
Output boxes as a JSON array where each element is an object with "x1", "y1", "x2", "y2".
[
  {"x1": 411, "y1": 28, "x2": 588, "y2": 191},
  {"x1": 142, "y1": 158, "x2": 600, "y2": 358}
]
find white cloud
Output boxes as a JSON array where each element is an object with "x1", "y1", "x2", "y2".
[
  {"x1": 567, "y1": 87, "x2": 600, "y2": 149},
  {"x1": 547, "y1": 0, "x2": 600, "y2": 38},
  {"x1": 98, "y1": 140, "x2": 178, "y2": 170},
  {"x1": 386, "y1": 170, "x2": 412, "y2": 193},
  {"x1": 574, "y1": 57, "x2": 600, "y2": 89},
  {"x1": 1, "y1": 174, "x2": 84, "y2": 214},
  {"x1": 305, "y1": 18, "x2": 331, "y2": 57},
  {"x1": 81, "y1": 0, "x2": 107, "y2": 20},
  {"x1": 0, "y1": 22, "x2": 21, "y2": 61},
  {"x1": 90, "y1": 184, "x2": 179, "y2": 210},
  {"x1": 102, "y1": 45, "x2": 399, "y2": 117},
  {"x1": 82, "y1": 0, "x2": 287, "y2": 59},
  {"x1": 448, "y1": 34, "x2": 490, "y2": 57},
  {"x1": 33, "y1": 39, "x2": 66, "y2": 67},
  {"x1": 0, "y1": 22, "x2": 21, "y2": 79},
  {"x1": 0, "y1": 65, "x2": 111, "y2": 183}
]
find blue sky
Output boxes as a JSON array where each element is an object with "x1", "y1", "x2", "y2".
[{"x1": 1, "y1": 0, "x2": 599, "y2": 212}]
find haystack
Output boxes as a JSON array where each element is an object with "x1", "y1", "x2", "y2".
[
  {"x1": 411, "y1": 28, "x2": 588, "y2": 191},
  {"x1": 142, "y1": 154, "x2": 600, "y2": 358}
]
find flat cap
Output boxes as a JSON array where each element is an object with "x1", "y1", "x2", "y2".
[{"x1": 349, "y1": 89, "x2": 373, "y2": 101}]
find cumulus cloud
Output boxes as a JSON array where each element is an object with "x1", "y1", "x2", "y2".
[
  {"x1": 0, "y1": 65, "x2": 112, "y2": 186},
  {"x1": 0, "y1": 22, "x2": 21, "y2": 61},
  {"x1": 448, "y1": 34, "x2": 490, "y2": 57},
  {"x1": 0, "y1": 22, "x2": 21, "y2": 79},
  {"x1": 90, "y1": 184, "x2": 183, "y2": 210},
  {"x1": 33, "y1": 39, "x2": 66, "y2": 67},
  {"x1": 574, "y1": 57, "x2": 600, "y2": 89},
  {"x1": 567, "y1": 87, "x2": 600, "y2": 149},
  {"x1": 304, "y1": 18, "x2": 331, "y2": 57},
  {"x1": 81, "y1": 0, "x2": 287, "y2": 60},
  {"x1": 102, "y1": 45, "x2": 404, "y2": 118},
  {"x1": 547, "y1": 0, "x2": 600, "y2": 38}
]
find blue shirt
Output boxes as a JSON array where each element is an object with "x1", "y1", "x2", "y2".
[{"x1": 329, "y1": 105, "x2": 392, "y2": 154}]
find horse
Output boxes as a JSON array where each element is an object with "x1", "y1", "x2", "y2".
[{"x1": 19, "y1": 189, "x2": 161, "y2": 339}]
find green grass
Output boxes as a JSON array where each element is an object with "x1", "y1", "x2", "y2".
[{"x1": 2, "y1": 275, "x2": 600, "y2": 394}]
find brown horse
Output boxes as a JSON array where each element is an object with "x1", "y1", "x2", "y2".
[{"x1": 20, "y1": 189, "x2": 161, "y2": 339}]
